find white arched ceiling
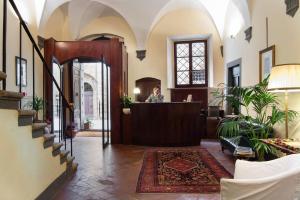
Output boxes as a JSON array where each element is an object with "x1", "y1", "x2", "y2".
[
  {"x1": 38, "y1": 0, "x2": 251, "y2": 49},
  {"x1": 68, "y1": 0, "x2": 122, "y2": 39}
]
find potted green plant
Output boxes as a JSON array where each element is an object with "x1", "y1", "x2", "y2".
[
  {"x1": 84, "y1": 118, "x2": 92, "y2": 130},
  {"x1": 217, "y1": 77, "x2": 298, "y2": 160},
  {"x1": 27, "y1": 96, "x2": 44, "y2": 121},
  {"x1": 66, "y1": 122, "x2": 77, "y2": 138},
  {"x1": 121, "y1": 95, "x2": 133, "y2": 114}
]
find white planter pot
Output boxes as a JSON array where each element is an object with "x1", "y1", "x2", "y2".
[{"x1": 123, "y1": 108, "x2": 131, "y2": 115}]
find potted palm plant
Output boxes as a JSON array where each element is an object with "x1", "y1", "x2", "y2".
[
  {"x1": 217, "y1": 77, "x2": 298, "y2": 160},
  {"x1": 84, "y1": 118, "x2": 92, "y2": 130},
  {"x1": 27, "y1": 96, "x2": 44, "y2": 122}
]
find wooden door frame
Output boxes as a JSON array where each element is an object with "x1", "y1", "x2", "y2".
[{"x1": 44, "y1": 38, "x2": 124, "y2": 144}]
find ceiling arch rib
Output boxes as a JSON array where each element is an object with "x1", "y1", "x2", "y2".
[
  {"x1": 39, "y1": 0, "x2": 71, "y2": 35},
  {"x1": 39, "y1": 0, "x2": 251, "y2": 50},
  {"x1": 68, "y1": 0, "x2": 107, "y2": 39},
  {"x1": 232, "y1": 0, "x2": 251, "y2": 27},
  {"x1": 148, "y1": 0, "x2": 227, "y2": 45}
]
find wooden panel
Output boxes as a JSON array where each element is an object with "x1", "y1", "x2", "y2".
[
  {"x1": 54, "y1": 40, "x2": 112, "y2": 65},
  {"x1": 136, "y1": 77, "x2": 161, "y2": 102},
  {"x1": 130, "y1": 103, "x2": 205, "y2": 146},
  {"x1": 122, "y1": 46, "x2": 128, "y2": 95},
  {"x1": 170, "y1": 88, "x2": 208, "y2": 107},
  {"x1": 206, "y1": 117, "x2": 220, "y2": 139},
  {"x1": 122, "y1": 113, "x2": 132, "y2": 144}
]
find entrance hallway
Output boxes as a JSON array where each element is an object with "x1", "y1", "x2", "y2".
[{"x1": 54, "y1": 139, "x2": 234, "y2": 200}]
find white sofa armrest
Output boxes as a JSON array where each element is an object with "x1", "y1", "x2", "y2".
[
  {"x1": 221, "y1": 170, "x2": 300, "y2": 200},
  {"x1": 234, "y1": 159, "x2": 288, "y2": 179}
]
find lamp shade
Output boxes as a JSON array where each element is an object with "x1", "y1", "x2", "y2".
[
  {"x1": 268, "y1": 64, "x2": 300, "y2": 92},
  {"x1": 133, "y1": 87, "x2": 141, "y2": 94}
]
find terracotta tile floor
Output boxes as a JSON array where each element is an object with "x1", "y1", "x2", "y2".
[{"x1": 54, "y1": 138, "x2": 235, "y2": 200}]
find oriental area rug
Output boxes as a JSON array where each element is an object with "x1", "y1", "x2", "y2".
[{"x1": 136, "y1": 148, "x2": 232, "y2": 193}]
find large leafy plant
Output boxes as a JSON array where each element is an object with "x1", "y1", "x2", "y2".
[
  {"x1": 121, "y1": 95, "x2": 133, "y2": 108},
  {"x1": 217, "y1": 77, "x2": 298, "y2": 160},
  {"x1": 25, "y1": 96, "x2": 44, "y2": 120}
]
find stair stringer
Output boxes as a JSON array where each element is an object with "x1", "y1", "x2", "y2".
[{"x1": 0, "y1": 109, "x2": 67, "y2": 200}]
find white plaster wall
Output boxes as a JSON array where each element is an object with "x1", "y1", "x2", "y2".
[
  {"x1": 223, "y1": 0, "x2": 300, "y2": 138},
  {"x1": 0, "y1": 109, "x2": 66, "y2": 200},
  {"x1": 0, "y1": 0, "x2": 44, "y2": 112},
  {"x1": 78, "y1": 9, "x2": 224, "y2": 101}
]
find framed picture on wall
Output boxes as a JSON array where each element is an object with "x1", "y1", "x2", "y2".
[
  {"x1": 15, "y1": 56, "x2": 27, "y2": 87},
  {"x1": 259, "y1": 45, "x2": 275, "y2": 82}
]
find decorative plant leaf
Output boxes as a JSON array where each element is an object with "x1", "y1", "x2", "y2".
[
  {"x1": 121, "y1": 95, "x2": 133, "y2": 108},
  {"x1": 218, "y1": 76, "x2": 298, "y2": 160}
]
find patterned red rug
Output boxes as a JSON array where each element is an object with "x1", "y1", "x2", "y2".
[{"x1": 136, "y1": 148, "x2": 232, "y2": 193}]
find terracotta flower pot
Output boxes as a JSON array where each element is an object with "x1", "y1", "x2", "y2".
[{"x1": 84, "y1": 122, "x2": 91, "y2": 130}]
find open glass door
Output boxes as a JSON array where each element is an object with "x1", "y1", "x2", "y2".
[
  {"x1": 101, "y1": 61, "x2": 110, "y2": 148},
  {"x1": 52, "y1": 62, "x2": 63, "y2": 141},
  {"x1": 72, "y1": 60, "x2": 82, "y2": 131},
  {"x1": 72, "y1": 59, "x2": 111, "y2": 149}
]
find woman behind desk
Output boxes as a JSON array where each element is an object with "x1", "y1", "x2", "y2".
[{"x1": 145, "y1": 86, "x2": 164, "y2": 103}]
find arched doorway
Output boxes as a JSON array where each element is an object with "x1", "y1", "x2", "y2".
[
  {"x1": 71, "y1": 58, "x2": 111, "y2": 147},
  {"x1": 44, "y1": 38, "x2": 128, "y2": 148}
]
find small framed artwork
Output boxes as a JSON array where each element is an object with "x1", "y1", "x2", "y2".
[
  {"x1": 15, "y1": 56, "x2": 27, "y2": 86},
  {"x1": 259, "y1": 45, "x2": 275, "y2": 82}
]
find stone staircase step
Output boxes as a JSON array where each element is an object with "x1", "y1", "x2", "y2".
[
  {"x1": 0, "y1": 90, "x2": 23, "y2": 109},
  {"x1": 0, "y1": 71, "x2": 7, "y2": 81},
  {"x1": 43, "y1": 134, "x2": 55, "y2": 149},
  {"x1": 66, "y1": 162, "x2": 78, "y2": 177},
  {"x1": 66, "y1": 155, "x2": 75, "y2": 165},
  {"x1": 66, "y1": 156, "x2": 76, "y2": 175},
  {"x1": 52, "y1": 142, "x2": 64, "y2": 157},
  {"x1": 60, "y1": 150, "x2": 70, "y2": 164},
  {"x1": 72, "y1": 162, "x2": 78, "y2": 172},
  {"x1": 32, "y1": 123, "x2": 47, "y2": 138},
  {"x1": 18, "y1": 110, "x2": 36, "y2": 126}
]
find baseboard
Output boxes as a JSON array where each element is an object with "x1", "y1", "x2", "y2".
[{"x1": 35, "y1": 171, "x2": 68, "y2": 200}]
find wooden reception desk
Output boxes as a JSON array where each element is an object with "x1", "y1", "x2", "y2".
[{"x1": 122, "y1": 102, "x2": 205, "y2": 147}]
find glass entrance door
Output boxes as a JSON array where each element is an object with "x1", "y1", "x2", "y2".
[
  {"x1": 73, "y1": 60, "x2": 111, "y2": 148},
  {"x1": 52, "y1": 62, "x2": 63, "y2": 140}
]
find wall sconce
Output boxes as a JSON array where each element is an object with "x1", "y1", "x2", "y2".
[
  {"x1": 37, "y1": 35, "x2": 45, "y2": 49},
  {"x1": 220, "y1": 45, "x2": 224, "y2": 57},
  {"x1": 244, "y1": 26, "x2": 252, "y2": 43},
  {"x1": 136, "y1": 50, "x2": 146, "y2": 61},
  {"x1": 285, "y1": 0, "x2": 299, "y2": 17}
]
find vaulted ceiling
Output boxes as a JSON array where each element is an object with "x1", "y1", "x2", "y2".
[{"x1": 34, "y1": 0, "x2": 250, "y2": 49}]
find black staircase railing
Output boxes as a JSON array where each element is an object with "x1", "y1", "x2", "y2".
[
  {"x1": 2, "y1": 0, "x2": 73, "y2": 156},
  {"x1": 2, "y1": 0, "x2": 7, "y2": 90}
]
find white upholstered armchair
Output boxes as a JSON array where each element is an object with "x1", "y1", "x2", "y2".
[{"x1": 221, "y1": 154, "x2": 300, "y2": 200}]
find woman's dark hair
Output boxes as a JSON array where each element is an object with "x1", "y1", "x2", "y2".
[{"x1": 153, "y1": 85, "x2": 161, "y2": 90}]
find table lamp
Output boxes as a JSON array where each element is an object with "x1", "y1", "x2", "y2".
[
  {"x1": 268, "y1": 64, "x2": 300, "y2": 138},
  {"x1": 133, "y1": 87, "x2": 141, "y2": 102}
]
